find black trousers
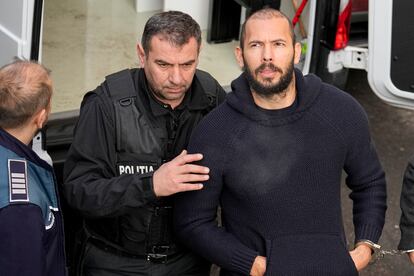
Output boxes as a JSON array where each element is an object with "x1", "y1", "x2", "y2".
[{"x1": 81, "y1": 242, "x2": 211, "y2": 276}]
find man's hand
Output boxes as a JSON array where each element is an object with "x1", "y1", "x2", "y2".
[
  {"x1": 408, "y1": 251, "x2": 414, "y2": 264},
  {"x1": 250, "y1": 256, "x2": 266, "y2": 276},
  {"x1": 349, "y1": 243, "x2": 372, "y2": 271},
  {"x1": 152, "y1": 150, "x2": 209, "y2": 197}
]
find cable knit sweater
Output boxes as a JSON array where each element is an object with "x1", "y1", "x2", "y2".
[{"x1": 174, "y1": 69, "x2": 387, "y2": 275}]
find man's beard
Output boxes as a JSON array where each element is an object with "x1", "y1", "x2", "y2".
[{"x1": 244, "y1": 58, "x2": 294, "y2": 98}]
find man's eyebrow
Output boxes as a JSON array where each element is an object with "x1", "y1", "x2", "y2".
[
  {"x1": 154, "y1": 59, "x2": 172, "y2": 65},
  {"x1": 271, "y1": 38, "x2": 287, "y2": 43},
  {"x1": 154, "y1": 59, "x2": 197, "y2": 65},
  {"x1": 248, "y1": 40, "x2": 263, "y2": 45},
  {"x1": 180, "y1": 59, "x2": 196, "y2": 65},
  {"x1": 248, "y1": 38, "x2": 287, "y2": 44}
]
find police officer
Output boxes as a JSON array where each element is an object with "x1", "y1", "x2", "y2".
[
  {"x1": 0, "y1": 61, "x2": 66, "y2": 276},
  {"x1": 63, "y1": 11, "x2": 226, "y2": 276}
]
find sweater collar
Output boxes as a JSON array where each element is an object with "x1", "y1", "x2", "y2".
[{"x1": 227, "y1": 68, "x2": 322, "y2": 126}]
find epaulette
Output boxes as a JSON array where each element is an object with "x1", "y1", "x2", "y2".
[{"x1": 8, "y1": 159, "x2": 29, "y2": 202}]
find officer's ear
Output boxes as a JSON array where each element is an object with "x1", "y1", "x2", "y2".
[
  {"x1": 34, "y1": 109, "x2": 47, "y2": 130},
  {"x1": 33, "y1": 103, "x2": 50, "y2": 130},
  {"x1": 137, "y1": 44, "x2": 146, "y2": 68}
]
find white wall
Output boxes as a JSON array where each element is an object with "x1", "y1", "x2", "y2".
[
  {"x1": 135, "y1": 0, "x2": 210, "y2": 30},
  {"x1": 163, "y1": 0, "x2": 210, "y2": 30},
  {"x1": 135, "y1": 0, "x2": 163, "y2": 13}
]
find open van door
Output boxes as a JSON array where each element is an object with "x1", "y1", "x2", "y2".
[
  {"x1": 0, "y1": 0, "x2": 43, "y2": 65},
  {"x1": 0, "y1": 0, "x2": 50, "y2": 162},
  {"x1": 368, "y1": 0, "x2": 414, "y2": 110}
]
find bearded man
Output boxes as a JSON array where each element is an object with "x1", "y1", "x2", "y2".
[{"x1": 174, "y1": 7, "x2": 387, "y2": 276}]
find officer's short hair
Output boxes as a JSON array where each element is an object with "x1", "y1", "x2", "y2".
[
  {"x1": 0, "y1": 60, "x2": 52, "y2": 129},
  {"x1": 141, "y1": 11, "x2": 202, "y2": 54},
  {"x1": 239, "y1": 8, "x2": 296, "y2": 50}
]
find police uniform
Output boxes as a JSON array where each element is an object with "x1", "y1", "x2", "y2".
[
  {"x1": 63, "y1": 68, "x2": 226, "y2": 275},
  {"x1": 0, "y1": 128, "x2": 66, "y2": 276}
]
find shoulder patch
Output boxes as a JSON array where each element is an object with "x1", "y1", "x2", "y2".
[
  {"x1": 8, "y1": 159, "x2": 29, "y2": 202},
  {"x1": 45, "y1": 207, "x2": 56, "y2": 230}
]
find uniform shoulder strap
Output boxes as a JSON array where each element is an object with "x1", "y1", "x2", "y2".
[
  {"x1": 195, "y1": 70, "x2": 217, "y2": 98},
  {"x1": 105, "y1": 69, "x2": 139, "y2": 152},
  {"x1": 105, "y1": 69, "x2": 136, "y2": 102},
  {"x1": 103, "y1": 69, "x2": 159, "y2": 152},
  {"x1": 104, "y1": 69, "x2": 152, "y2": 116},
  {"x1": 195, "y1": 70, "x2": 225, "y2": 107}
]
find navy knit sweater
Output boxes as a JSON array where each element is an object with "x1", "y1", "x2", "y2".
[{"x1": 174, "y1": 70, "x2": 387, "y2": 275}]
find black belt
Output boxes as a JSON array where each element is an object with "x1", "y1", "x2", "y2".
[{"x1": 90, "y1": 238, "x2": 178, "y2": 264}]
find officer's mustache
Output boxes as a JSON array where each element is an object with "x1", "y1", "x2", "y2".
[{"x1": 255, "y1": 63, "x2": 283, "y2": 75}]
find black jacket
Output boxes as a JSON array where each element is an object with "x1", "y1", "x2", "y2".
[{"x1": 63, "y1": 68, "x2": 225, "y2": 255}]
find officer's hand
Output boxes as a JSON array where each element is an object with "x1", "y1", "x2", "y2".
[
  {"x1": 152, "y1": 150, "x2": 209, "y2": 197},
  {"x1": 408, "y1": 251, "x2": 414, "y2": 264},
  {"x1": 349, "y1": 243, "x2": 372, "y2": 271}
]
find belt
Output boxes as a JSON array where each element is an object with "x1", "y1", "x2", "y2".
[{"x1": 90, "y1": 238, "x2": 178, "y2": 264}]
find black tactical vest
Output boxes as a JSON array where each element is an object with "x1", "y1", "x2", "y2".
[{"x1": 92, "y1": 69, "x2": 221, "y2": 256}]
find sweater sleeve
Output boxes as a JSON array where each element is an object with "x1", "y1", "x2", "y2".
[
  {"x1": 342, "y1": 102, "x2": 387, "y2": 244},
  {"x1": 174, "y1": 118, "x2": 258, "y2": 275},
  {"x1": 63, "y1": 92, "x2": 156, "y2": 218},
  {"x1": 398, "y1": 157, "x2": 414, "y2": 250}
]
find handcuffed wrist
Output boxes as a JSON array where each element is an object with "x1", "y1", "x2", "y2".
[{"x1": 355, "y1": 239, "x2": 381, "y2": 255}]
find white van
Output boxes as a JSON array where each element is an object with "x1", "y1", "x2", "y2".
[
  {"x1": 0, "y1": 1, "x2": 411, "y2": 274},
  {"x1": 0, "y1": 0, "x2": 409, "y2": 214},
  {"x1": 0, "y1": 0, "x2": 408, "y2": 109}
]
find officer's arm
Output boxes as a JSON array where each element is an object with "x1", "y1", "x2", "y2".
[
  {"x1": 0, "y1": 204, "x2": 45, "y2": 276},
  {"x1": 63, "y1": 93, "x2": 156, "y2": 218}
]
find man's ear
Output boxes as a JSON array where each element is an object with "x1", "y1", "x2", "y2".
[
  {"x1": 33, "y1": 108, "x2": 48, "y2": 130},
  {"x1": 196, "y1": 44, "x2": 202, "y2": 67},
  {"x1": 198, "y1": 43, "x2": 203, "y2": 55},
  {"x1": 235, "y1": 46, "x2": 245, "y2": 69},
  {"x1": 294, "y1": 42, "x2": 302, "y2": 65},
  {"x1": 137, "y1": 43, "x2": 146, "y2": 67}
]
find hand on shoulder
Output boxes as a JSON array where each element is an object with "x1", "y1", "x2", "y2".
[{"x1": 152, "y1": 150, "x2": 209, "y2": 196}]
